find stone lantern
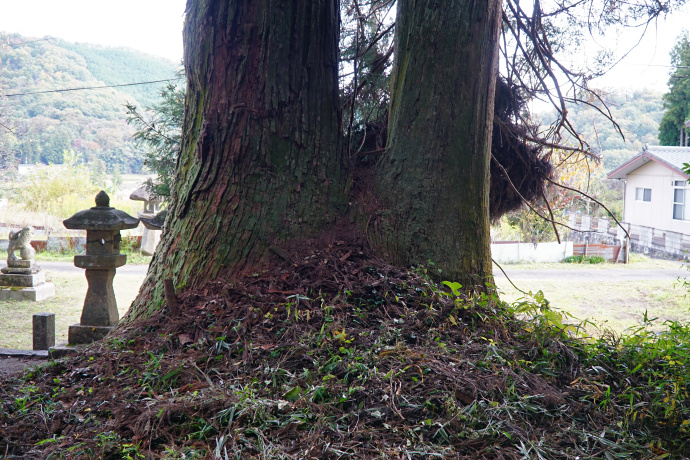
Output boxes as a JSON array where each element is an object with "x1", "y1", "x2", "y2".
[
  {"x1": 130, "y1": 185, "x2": 163, "y2": 256},
  {"x1": 63, "y1": 191, "x2": 139, "y2": 344}
]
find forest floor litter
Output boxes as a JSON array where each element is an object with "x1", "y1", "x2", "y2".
[{"x1": 1, "y1": 235, "x2": 688, "y2": 458}]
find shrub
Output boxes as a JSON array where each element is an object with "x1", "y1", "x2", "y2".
[
  {"x1": 564, "y1": 255, "x2": 606, "y2": 264},
  {"x1": 13, "y1": 150, "x2": 99, "y2": 217}
]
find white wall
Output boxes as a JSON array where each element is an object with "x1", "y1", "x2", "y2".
[
  {"x1": 491, "y1": 241, "x2": 573, "y2": 263},
  {"x1": 625, "y1": 161, "x2": 690, "y2": 235}
]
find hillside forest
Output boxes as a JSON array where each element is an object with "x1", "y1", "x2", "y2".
[
  {"x1": 551, "y1": 88, "x2": 665, "y2": 171},
  {"x1": 4, "y1": 3, "x2": 690, "y2": 458},
  {"x1": 496, "y1": 88, "x2": 668, "y2": 242},
  {"x1": 0, "y1": 32, "x2": 676, "y2": 234},
  {"x1": 0, "y1": 33, "x2": 177, "y2": 174},
  {"x1": 0, "y1": 32, "x2": 672, "y2": 174}
]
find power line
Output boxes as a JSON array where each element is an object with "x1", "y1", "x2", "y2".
[
  {"x1": 1, "y1": 37, "x2": 54, "y2": 47},
  {"x1": 2, "y1": 78, "x2": 183, "y2": 98}
]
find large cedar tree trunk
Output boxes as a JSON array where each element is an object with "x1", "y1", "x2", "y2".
[
  {"x1": 127, "y1": 0, "x2": 346, "y2": 320},
  {"x1": 374, "y1": 0, "x2": 501, "y2": 290}
]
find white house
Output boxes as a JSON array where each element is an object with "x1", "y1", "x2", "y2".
[
  {"x1": 16, "y1": 164, "x2": 39, "y2": 176},
  {"x1": 607, "y1": 145, "x2": 690, "y2": 257}
]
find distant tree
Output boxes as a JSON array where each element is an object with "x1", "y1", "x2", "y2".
[
  {"x1": 0, "y1": 95, "x2": 19, "y2": 176},
  {"x1": 659, "y1": 32, "x2": 690, "y2": 146},
  {"x1": 125, "y1": 79, "x2": 184, "y2": 197},
  {"x1": 110, "y1": 164, "x2": 123, "y2": 192},
  {"x1": 15, "y1": 149, "x2": 98, "y2": 216},
  {"x1": 40, "y1": 127, "x2": 72, "y2": 164},
  {"x1": 89, "y1": 158, "x2": 107, "y2": 188}
]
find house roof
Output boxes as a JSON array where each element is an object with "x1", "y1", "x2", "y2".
[{"x1": 606, "y1": 145, "x2": 690, "y2": 180}]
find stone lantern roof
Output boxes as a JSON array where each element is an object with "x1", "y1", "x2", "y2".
[
  {"x1": 129, "y1": 185, "x2": 163, "y2": 204},
  {"x1": 140, "y1": 209, "x2": 167, "y2": 231},
  {"x1": 63, "y1": 191, "x2": 140, "y2": 231}
]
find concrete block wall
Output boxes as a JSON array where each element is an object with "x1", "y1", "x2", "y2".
[{"x1": 491, "y1": 241, "x2": 574, "y2": 263}]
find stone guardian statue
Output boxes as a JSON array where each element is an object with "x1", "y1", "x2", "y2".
[{"x1": 7, "y1": 226, "x2": 35, "y2": 263}]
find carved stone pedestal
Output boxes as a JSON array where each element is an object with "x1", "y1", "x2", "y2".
[{"x1": 0, "y1": 228, "x2": 55, "y2": 301}]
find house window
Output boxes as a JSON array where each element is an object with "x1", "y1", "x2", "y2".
[
  {"x1": 673, "y1": 180, "x2": 689, "y2": 220},
  {"x1": 635, "y1": 187, "x2": 651, "y2": 202}
]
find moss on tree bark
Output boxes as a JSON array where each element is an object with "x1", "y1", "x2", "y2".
[
  {"x1": 373, "y1": 0, "x2": 501, "y2": 290},
  {"x1": 126, "y1": 0, "x2": 503, "y2": 322},
  {"x1": 126, "y1": 0, "x2": 347, "y2": 320}
]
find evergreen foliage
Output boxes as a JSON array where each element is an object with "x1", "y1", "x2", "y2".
[
  {"x1": 659, "y1": 32, "x2": 690, "y2": 146},
  {"x1": 339, "y1": 1, "x2": 393, "y2": 158},
  {"x1": 125, "y1": 80, "x2": 184, "y2": 197},
  {"x1": 59, "y1": 40, "x2": 178, "y2": 108}
]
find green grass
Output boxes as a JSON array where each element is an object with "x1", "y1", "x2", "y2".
[
  {"x1": 0, "y1": 246, "x2": 147, "y2": 348},
  {"x1": 32, "y1": 249, "x2": 152, "y2": 265},
  {"x1": 0, "y1": 269, "x2": 146, "y2": 349},
  {"x1": 563, "y1": 254, "x2": 606, "y2": 264},
  {"x1": 0, "y1": 237, "x2": 153, "y2": 265},
  {"x1": 495, "y1": 254, "x2": 690, "y2": 335},
  {"x1": 498, "y1": 279, "x2": 690, "y2": 334}
]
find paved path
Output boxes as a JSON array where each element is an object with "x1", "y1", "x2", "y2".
[
  {"x1": 38, "y1": 261, "x2": 149, "y2": 276},
  {"x1": 494, "y1": 265, "x2": 689, "y2": 282},
  {"x1": 0, "y1": 356, "x2": 45, "y2": 378},
  {"x1": 38, "y1": 261, "x2": 688, "y2": 282}
]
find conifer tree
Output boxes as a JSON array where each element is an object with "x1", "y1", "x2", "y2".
[{"x1": 659, "y1": 32, "x2": 690, "y2": 146}]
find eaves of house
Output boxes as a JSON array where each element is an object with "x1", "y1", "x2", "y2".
[{"x1": 606, "y1": 145, "x2": 690, "y2": 180}]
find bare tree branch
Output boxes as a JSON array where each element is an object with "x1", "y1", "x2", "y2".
[{"x1": 546, "y1": 177, "x2": 630, "y2": 239}]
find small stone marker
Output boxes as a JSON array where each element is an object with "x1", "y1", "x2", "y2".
[
  {"x1": 0, "y1": 226, "x2": 56, "y2": 301},
  {"x1": 63, "y1": 191, "x2": 140, "y2": 344},
  {"x1": 32, "y1": 312, "x2": 55, "y2": 350}
]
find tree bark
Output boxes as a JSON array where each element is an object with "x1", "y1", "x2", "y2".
[
  {"x1": 373, "y1": 0, "x2": 502, "y2": 290},
  {"x1": 126, "y1": 0, "x2": 347, "y2": 320}
]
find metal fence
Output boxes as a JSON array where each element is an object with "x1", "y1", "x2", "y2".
[{"x1": 566, "y1": 214, "x2": 690, "y2": 260}]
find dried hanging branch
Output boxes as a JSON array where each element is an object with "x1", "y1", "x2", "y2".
[
  {"x1": 496, "y1": 0, "x2": 683, "y2": 238},
  {"x1": 491, "y1": 155, "x2": 595, "y2": 235},
  {"x1": 338, "y1": 0, "x2": 683, "y2": 237}
]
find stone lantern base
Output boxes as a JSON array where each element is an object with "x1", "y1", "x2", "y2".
[
  {"x1": 140, "y1": 227, "x2": 161, "y2": 256},
  {"x1": 67, "y1": 267, "x2": 121, "y2": 345},
  {"x1": 68, "y1": 324, "x2": 114, "y2": 344},
  {"x1": 0, "y1": 258, "x2": 56, "y2": 302},
  {"x1": 0, "y1": 283, "x2": 56, "y2": 301}
]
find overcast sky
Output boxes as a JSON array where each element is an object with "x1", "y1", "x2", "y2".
[
  {"x1": 583, "y1": 6, "x2": 690, "y2": 93},
  {"x1": 0, "y1": 0, "x2": 187, "y2": 63},
  {"x1": 0, "y1": 1, "x2": 686, "y2": 93}
]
